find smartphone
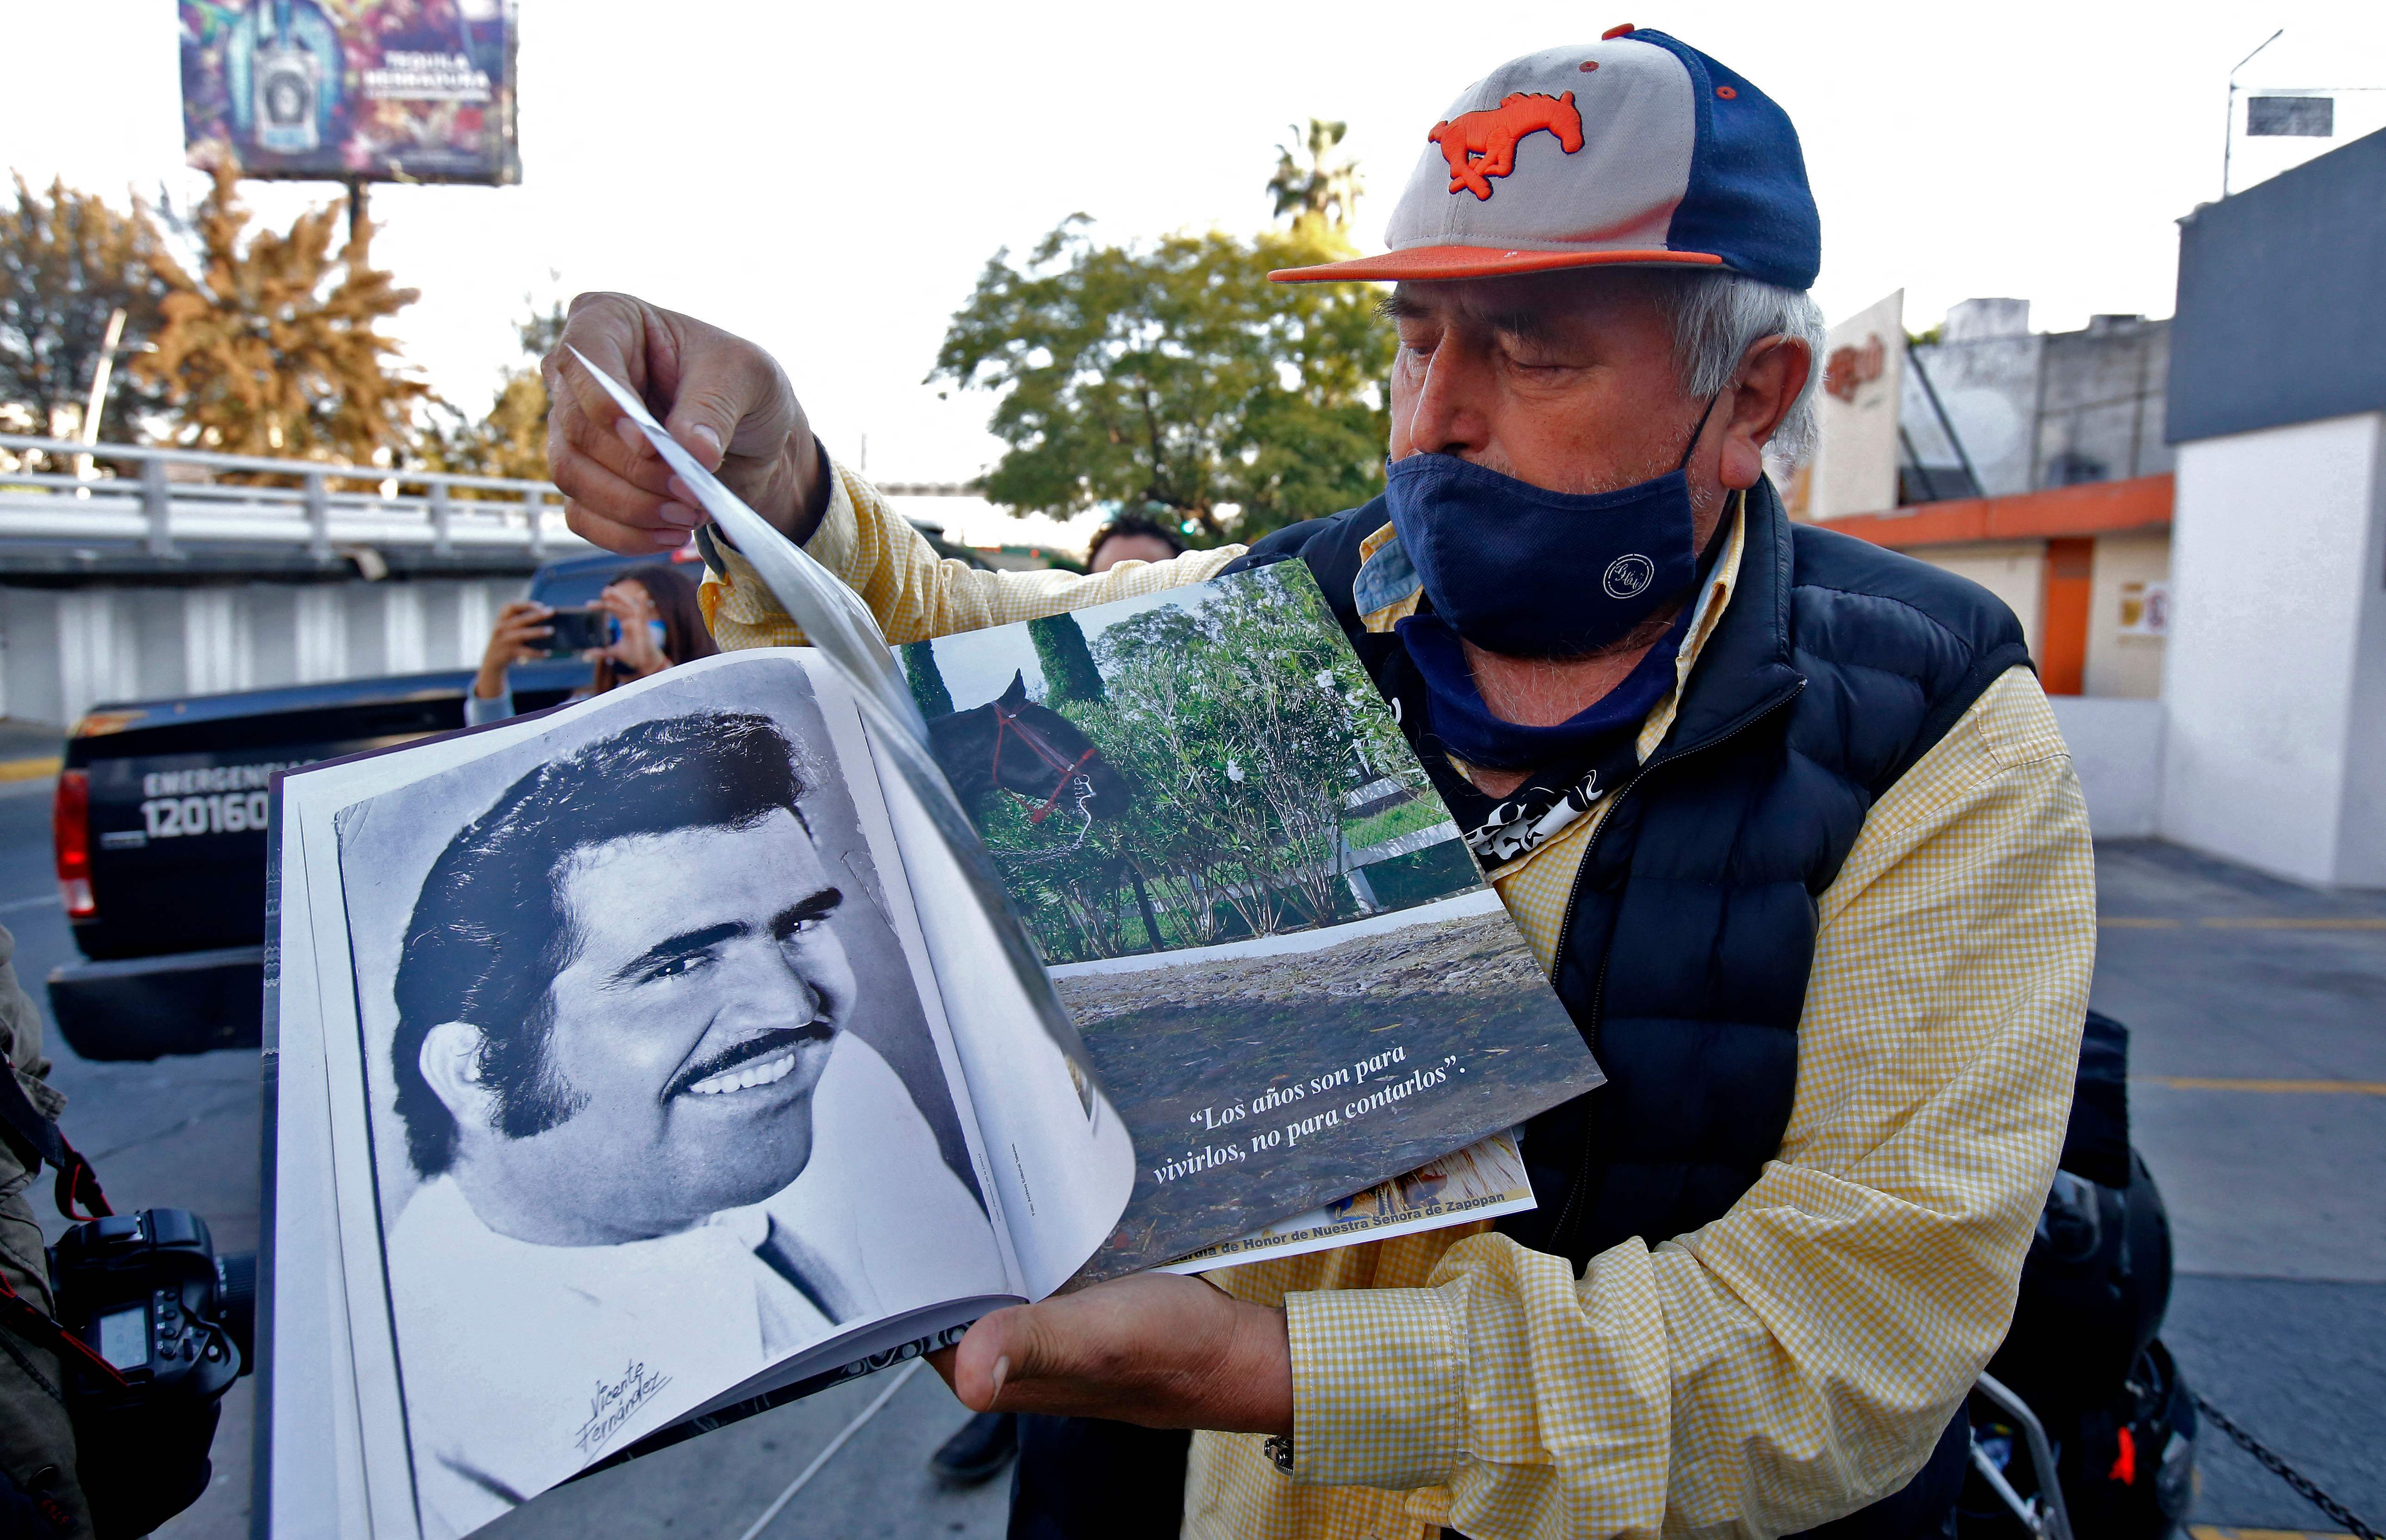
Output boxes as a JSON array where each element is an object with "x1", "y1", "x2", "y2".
[{"x1": 542, "y1": 607, "x2": 617, "y2": 657}]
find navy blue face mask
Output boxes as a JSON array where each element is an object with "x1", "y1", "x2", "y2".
[{"x1": 1383, "y1": 398, "x2": 1718, "y2": 658}]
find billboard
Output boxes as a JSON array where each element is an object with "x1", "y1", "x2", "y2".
[{"x1": 179, "y1": 1, "x2": 519, "y2": 186}]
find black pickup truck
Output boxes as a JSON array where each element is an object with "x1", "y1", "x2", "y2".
[{"x1": 45, "y1": 549, "x2": 678, "y2": 1060}]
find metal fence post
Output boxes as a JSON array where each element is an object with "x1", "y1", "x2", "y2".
[
  {"x1": 430, "y1": 480, "x2": 454, "y2": 557},
  {"x1": 141, "y1": 455, "x2": 174, "y2": 558},
  {"x1": 305, "y1": 471, "x2": 333, "y2": 560},
  {"x1": 526, "y1": 488, "x2": 548, "y2": 557}
]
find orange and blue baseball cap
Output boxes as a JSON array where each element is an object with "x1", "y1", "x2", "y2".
[{"x1": 1272, "y1": 27, "x2": 1819, "y2": 290}]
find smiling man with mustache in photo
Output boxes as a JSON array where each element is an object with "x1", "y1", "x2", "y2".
[{"x1": 378, "y1": 709, "x2": 1001, "y2": 1536}]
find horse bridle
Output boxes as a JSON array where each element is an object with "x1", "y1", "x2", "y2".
[{"x1": 989, "y1": 700, "x2": 1099, "y2": 824}]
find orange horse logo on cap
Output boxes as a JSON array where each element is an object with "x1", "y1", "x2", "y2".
[{"x1": 1428, "y1": 91, "x2": 1585, "y2": 200}]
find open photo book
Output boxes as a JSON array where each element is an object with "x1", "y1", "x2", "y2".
[{"x1": 262, "y1": 562, "x2": 1602, "y2": 1538}]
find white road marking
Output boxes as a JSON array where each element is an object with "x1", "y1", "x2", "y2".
[{"x1": 734, "y1": 1357, "x2": 926, "y2": 1540}]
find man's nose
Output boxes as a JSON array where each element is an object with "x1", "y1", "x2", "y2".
[
  {"x1": 719, "y1": 941, "x2": 824, "y2": 1026},
  {"x1": 1402, "y1": 337, "x2": 1495, "y2": 461}
]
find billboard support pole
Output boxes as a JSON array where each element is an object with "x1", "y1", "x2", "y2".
[{"x1": 345, "y1": 179, "x2": 369, "y2": 246}]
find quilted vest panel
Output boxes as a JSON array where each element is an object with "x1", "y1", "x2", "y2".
[{"x1": 1237, "y1": 479, "x2": 2031, "y2": 1270}]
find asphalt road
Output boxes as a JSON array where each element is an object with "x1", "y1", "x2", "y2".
[{"x1": 1, "y1": 765, "x2": 2378, "y2": 1537}]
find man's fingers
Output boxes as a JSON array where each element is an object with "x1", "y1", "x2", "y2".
[
  {"x1": 553, "y1": 446, "x2": 701, "y2": 540},
  {"x1": 560, "y1": 291, "x2": 650, "y2": 391},
  {"x1": 944, "y1": 1276, "x2": 1291, "y2": 1433}
]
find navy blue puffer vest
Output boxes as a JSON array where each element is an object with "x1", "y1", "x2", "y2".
[
  {"x1": 1003, "y1": 482, "x2": 2033, "y2": 1540},
  {"x1": 1235, "y1": 478, "x2": 2031, "y2": 1267}
]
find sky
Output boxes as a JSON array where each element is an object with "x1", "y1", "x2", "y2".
[{"x1": 6, "y1": 0, "x2": 2383, "y2": 547}]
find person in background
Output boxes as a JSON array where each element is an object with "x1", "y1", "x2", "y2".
[
  {"x1": 0, "y1": 925, "x2": 93, "y2": 1538},
  {"x1": 1084, "y1": 511, "x2": 1187, "y2": 574},
  {"x1": 924, "y1": 504, "x2": 1188, "y2": 1489},
  {"x1": 466, "y1": 563, "x2": 718, "y2": 727}
]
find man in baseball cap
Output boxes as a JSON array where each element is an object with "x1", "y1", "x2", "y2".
[{"x1": 548, "y1": 29, "x2": 2090, "y2": 1540}]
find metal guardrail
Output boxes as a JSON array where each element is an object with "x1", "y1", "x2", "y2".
[{"x1": 0, "y1": 434, "x2": 584, "y2": 560}]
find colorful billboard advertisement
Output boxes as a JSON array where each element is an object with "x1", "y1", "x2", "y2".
[{"x1": 179, "y1": 1, "x2": 519, "y2": 186}]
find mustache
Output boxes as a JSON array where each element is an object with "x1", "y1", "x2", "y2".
[{"x1": 665, "y1": 1018, "x2": 835, "y2": 1099}]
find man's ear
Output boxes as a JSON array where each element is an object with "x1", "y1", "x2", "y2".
[
  {"x1": 1719, "y1": 334, "x2": 1814, "y2": 491},
  {"x1": 419, "y1": 1021, "x2": 497, "y2": 1131}
]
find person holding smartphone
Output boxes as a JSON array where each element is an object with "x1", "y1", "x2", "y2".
[{"x1": 466, "y1": 564, "x2": 719, "y2": 727}]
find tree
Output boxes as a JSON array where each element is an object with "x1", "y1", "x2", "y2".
[
  {"x1": 1268, "y1": 118, "x2": 1362, "y2": 232},
  {"x1": 931, "y1": 127, "x2": 1392, "y2": 546},
  {"x1": 417, "y1": 295, "x2": 567, "y2": 485},
  {"x1": 137, "y1": 166, "x2": 429, "y2": 464},
  {"x1": 981, "y1": 565, "x2": 1418, "y2": 962},
  {"x1": 0, "y1": 176, "x2": 175, "y2": 443},
  {"x1": 1027, "y1": 613, "x2": 1103, "y2": 705},
  {"x1": 903, "y1": 640, "x2": 955, "y2": 720}
]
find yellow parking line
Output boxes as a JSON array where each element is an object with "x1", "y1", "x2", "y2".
[
  {"x1": 2100, "y1": 916, "x2": 2386, "y2": 930},
  {"x1": 2191, "y1": 1527, "x2": 2358, "y2": 1540},
  {"x1": 2136, "y1": 1076, "x2": 2386, "y2": 1096},
  {"x1": 0, "y1": 757, "x2": 60, "y2": 783}
]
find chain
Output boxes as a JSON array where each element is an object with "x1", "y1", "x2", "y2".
[
  {"x1": 2193, "y1": 1394, "x2": 2382, "y2": 1540},
  {"x1": 990, "y1": 777, "x2": 1098, "y2": 866}
]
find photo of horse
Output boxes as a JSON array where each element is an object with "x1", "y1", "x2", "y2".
[
  {"x1": 908, "y1": 564, "x2": 1480, "y2": 967},
  {"x1": 907, "y1": 565, "x2": 1595, "y2": 1273}
]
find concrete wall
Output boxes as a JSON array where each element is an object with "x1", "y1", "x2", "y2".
[
  {"x1": 2050, "y1": 696, "x2": 2166, "y2": 838},
  {"x1": 0, "y1": 576, "x2": 528, "y2": 727},
  {"x1": 1810, "y1": 290, "x2": 1906, "y2": 518},
  {"x1": 2174, "y1": 128, "x2": 2386, "y2": 442},
  {"x1": 2084, "y1": 529, "x2": 2171, "y2": 700},
  {"x1": 2038, "y1": 319, "x2": 2173, "y2": 487},
  {"x1": 1901, "y1": 314, "x2": 2171, "y2": 503},
  {"x1": 2160, "y1": 411, "x2": 2386, "y2": 887},
  {"x1": 1905, "y1": 332, "x2": 2043, "y2": 497}
]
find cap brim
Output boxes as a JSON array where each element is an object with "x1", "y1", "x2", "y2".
[{"x1": 1269, "y1": 245, "x2": 1726, "y2": 284}]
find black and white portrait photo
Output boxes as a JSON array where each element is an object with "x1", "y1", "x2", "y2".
[{"x1": 331, "y1": 660, "x2": 1007, "y2": 1537}]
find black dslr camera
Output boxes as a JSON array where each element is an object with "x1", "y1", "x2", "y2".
[{"x1": 50, "y1": 1209, "x2": 255, "y2": 1537}]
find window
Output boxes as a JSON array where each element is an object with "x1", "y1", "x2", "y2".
[{"x1": 2247, "y1": 96, "x2": 2334, "y2": 137}]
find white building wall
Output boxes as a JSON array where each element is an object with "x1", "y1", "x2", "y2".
[
  {"x1": 56, "y1": 592, "x2": 139, "y2": 724},
  {"x1": 2160, "y1": 412, "x2": 2386, "y2": 887},
  {"x1": 247, "y1": 586, "x2": 299, "y2": 690},
  {"x1": 2083, "y1": 530, "x2": 2171, "y2": 700},
  {"x1": 381, "y1": 586, "x2": 429, "y2": 675},
  {"x1": 0, "y1": 591, "x2": 63, "y2": 727},
  {"x1": 2050, "y1": 696, "x2": 2165, "y2": 838},
  {"x1": 183, "y1": 589, "x2": 256, "y2": 697},
  {"x1": 0, "y1": 578, "x2": 532, "y2": 726},
  {"x1": 295, "y1": 587, "x2": 349, "y2": 684}
]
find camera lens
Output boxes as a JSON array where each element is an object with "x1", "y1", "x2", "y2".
[{"x1": 215, "y1": 1253, "x2": 257, "y2": 1368}]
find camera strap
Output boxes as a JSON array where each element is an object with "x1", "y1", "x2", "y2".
[
  {"x1": 0, "y1": 1064, "x2": 110, "y2": 1224},
  {"x1": 0, "y1": 1270, "x2": 126, "y2": 1391}
]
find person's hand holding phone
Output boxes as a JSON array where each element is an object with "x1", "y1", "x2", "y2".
[
  {"x1": 593, "y1": 581, "x2": 670, "y2": 680},
  {"x1": 473, "y1": 600, "x2": 553, "y2": 702}
]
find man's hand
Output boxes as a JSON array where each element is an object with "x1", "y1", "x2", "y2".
[
  {"x1": 931, "y1": 1273, "x2": 1293, "y2": 1435},
  {"x1": 543, "y1": 293, "x2": 829, "y2": 555}
]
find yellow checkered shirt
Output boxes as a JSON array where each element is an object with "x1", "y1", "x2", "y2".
[{"x1": 703, "y1": 460, "x2": 2096, "y2": 1540}]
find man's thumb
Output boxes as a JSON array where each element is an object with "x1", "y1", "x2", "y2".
[
  {"x1": 662, "y1": 396, "x2": 731, "y2": 473},
  {"x1": 953, "y1": 1304, "x2": 1053, "y2": 1412}
]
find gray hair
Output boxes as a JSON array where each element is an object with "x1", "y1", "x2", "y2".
[{"x1": 1653, "y1": 270, "x2": 1826, "y2": 463}]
